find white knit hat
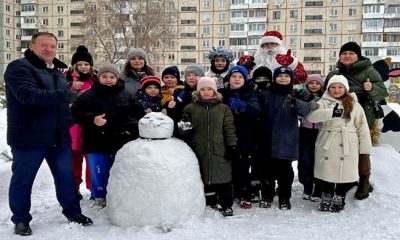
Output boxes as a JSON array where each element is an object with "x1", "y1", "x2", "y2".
[
  {"x1": 259, "y1": 30, "x2": 283, "y2": 47},
  {"x1": 326, "y1": 75, "x2": 349, "y2": 92}
]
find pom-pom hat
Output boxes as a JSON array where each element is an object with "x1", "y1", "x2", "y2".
[
  {"x1": 207, "y1": 46, "x2": 235, "y2": 63},
  {"x1": 71, "y1": 45, "x2": 93, "y2": 66},
  {"x1": 326, "y1": 75, "x2": 349, "y2": 92},
  {"x1": 259, "y1": 31, "x2": 283, "y2": 47},
  {"x1": 140, "y1": 76, "x2": 161, "y2": 90}
]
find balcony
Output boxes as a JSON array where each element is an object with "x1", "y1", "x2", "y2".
[
  {"x1": 361, "y1": 41, "x2": 384, "y2": 48},
  {"x1": 384, "y1": 27, "x2": 400, "y2": 33},
  {"x1": 20, "y1": 11, "x2": 37, "y2": 17},
  {"x1": 21, "y1": 23, "x2": 39, "y2": 29},
  {"x1": 230, "y1": 3, "x2": 248, "y2": 9},
  {"x1": 362, "y1": 13, "x2": 384, "y2": 19},
  {"x1": 362, "y1": 27, "x2": 384, "y2": 33},
  {"x1": 21, "y1": 35, "x2": 32, "y2": 41},
  {"x1": 21, "y1": 0, "x2": 37, "y2": 4},
  {"x1": 363, "y1": 0, "x2": 383, "y2": 4},
  {"x1": 248, "y1": 16, "x2": 267, "y2": 23},
  {"x1": 229, "y1": 31, "x2": 248, "y2": 38},
  {"x1": 230, "y1": 17, "x2": 247, "y2": 24},
  {"x1": 249, "y1": 2, "x2": 267, "y2": 8},
  {"x1": 248, "y1": 30, "x2": 264, "y2": 36}
]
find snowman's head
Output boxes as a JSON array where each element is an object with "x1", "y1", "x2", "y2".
[{"x1": 138, "y1": 112, "x2": 174, "y2": 139}]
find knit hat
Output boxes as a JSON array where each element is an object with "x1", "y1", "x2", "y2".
[
  {"x1": 98, "y1": 63, "x2": 119, "y2": 78},
  {"x1": 241, "y1": 61, "x2": 256, "y2": 71},
  {"x1": 127, "y1": 48, "x2": 148, "y2": 62},
  {"x1": 305, "y1": 74, "x2": 323, "y2": 86},
  {"x1": 184, "y1": 64, "x2": 205, "y2": 78},
  {"x1": 252, "y1": 66, "x2": 272, "y2": 82},
  {"x1": 197, "y1": 77, "x2": 217, "y2": 93},
  {"x1": 237, "y1": 55, "x2": 255, "y2": 65},
  {"x1": 273, "y1": 66, "x2": 294, "y2": 83},
  {"x1": 162, "y1": 66, "x2": 180, "y2": 81},
  {"x1": 339, "y1": 42, "x2": 362, "y2": 59},
  {"x1": 140, "y1": 76, "x2": 161, "y2": 90},
  {"x1": 326, "y1": 75, "x2": 349, "y2": 92},
  {"x1": 208, "y1": 46, "x2": 234, "y2": 63},
  {"x1": 71, "y1": 45, "x2": 93, "y2": 66},
  {"x1": 226, "y1": 65, "x2": 249, "y2": 81},
  {"x1": 259, "y1": 31, "x2": 283, "y2": 47}
]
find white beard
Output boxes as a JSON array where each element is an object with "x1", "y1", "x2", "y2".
[{"x1": 254, "y1": 45, "x2": 286, "y2": 71}]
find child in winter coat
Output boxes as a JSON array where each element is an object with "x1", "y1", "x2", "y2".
[
  {"x1": 71, "y1": 64, "x2": 140, "y2": 208},
  {"x1": 307, "y1": 75, "x2": 372, "y2": 212},
  {"x1": 298, "y1": 74, "x2": 324, "y2": 202},
  {"x1": 221, "y1": 65, "x2": 260, "y2": 209},
  {"x1": 179, "y1": 77, "x2": 237, "y2": 217},
  {"x1": 160, "y1": 66, "x2": 183, "y2": 106},
  {"x1": 65, "y1": 45, "x2": 96, "y2": 198},
  {"x1": 258, "y1": 66, "x2": 315, "y2": 210},
  {"x1": 205, "y1": 46, "x2": 234, "y2": 90},
  {"x1": 167, "y1": 64, "x2": 205, "y2": 139},
  {"x1": 136, "y1": 76, "x2": 163, "y2": 115}
]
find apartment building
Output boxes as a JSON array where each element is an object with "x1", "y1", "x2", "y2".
[{"x1": 1, "y1": 0, "x2": 399, "y2": 78}]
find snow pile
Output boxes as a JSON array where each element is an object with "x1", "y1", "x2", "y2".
[{"x1": 107, "y1": 112, "x2": 205, "y2": 227}]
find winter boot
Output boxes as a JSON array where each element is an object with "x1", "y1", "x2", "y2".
[
  {"x1": 259, "y1": 199, "x2": 272, "y2": 208},
  {"x1": 310, "y1": 181, "x2": 322, "y2": 202},
  {"x1": 67, "y1": 214, "x2": 93, "y2": 226},
  {"x1": 355, "y1": 175, "x2": 372, "y2": 200},
  {"x1": 14, "y1": 223, "x2": 32, "y2": 236},
  {"x1": 330, "y1": 195, "x2": 346, "y2": 213},
  {"x1": 220, "y1": 207, "x2": 234, "y2": 217},
  {"x1": 278, "y1": 198, "x2": 291, "y2": 210},
  {"x1": 239, "y1": 199, "x2": 252, "y2": 209},
  {"x1": 319, "y1": 193, "x2": 333, "y2": 212}
]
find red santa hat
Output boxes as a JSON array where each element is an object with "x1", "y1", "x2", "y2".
[{"x1": 259, "y1": 31, "x2": 283, "y2": 47}]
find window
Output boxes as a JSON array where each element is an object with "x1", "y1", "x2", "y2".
[
  {"x1": 219, "y1": 0, "x2": 225, "y2": 7},
  {"x1": 21, "y1": 4, "x2": 35, "y2": 11},
  {"x1": 329, "y1": 50, "x2": 337, "y2": 58},
  {"x1": 230, "y1": 38, "x2": 247, "y2": 46},
  {"x1": 362, "y1": 19, "x2": 383, "y2": 28},
  {"x1": 348, "y1": 36, "x2": 355, "y2": 42},
  {"x1": 58, "y1": 30, "x2": 64, "y2": 37},
  {"x1": 42, "y1": 19, "x2": 48, "y2": 26},
  {"x1": 218, "y1": 26, "x2": 225, "y2": 34},
  {"x1": 71, "y1": 10, "x2": 84, "y2": 15},
  {"x1": 57, "y1": 6, "x2": 63, "y2": 13},
  {"x1": 329, "y1": 23, "x2": 338, "y2": 31},
  {"x1": 386, "y1": 34, "x2": 400, "y2": 42},
  {"x1": 330, "y1": 9, "x2": 338, "y2": 16},
  {"x1": 363, "y1": 48, "x2": 379, "y2": 56},
  {"x1": 349, "y1": 8, "x2": 356, "y2": 16},
  {"x1": 6, "y1": 41, "x2": 11, "y2": 48},
  {"x1": 304, "y1": 42, "x2": 322, "y2": 48},
  {"x1": 181, "y1": 46, "x2": 196, "y2": 51},
  {"x1": 70, "y1": 22, "x2": 82, "y2": 27},
  {"x1": 304, "y1": 57, "x2": 321, "y2": 61},
  {"x1": 304, "y1": 29, "x2": 322, "y2": 34},
  {"x1": 6, "y1": 29, "x2": 10, "y2": 36},
  {"x1": 6, "y1": 17, "x2": 11, "y2": 24},
  {"x1": 252, "y1": 0, "x2": 267, "y2": 3},
  {"x1": 203, "y1": 0, "x2": 210, "y2": 8},
  {"x1": 202, "y1": 53, "x2": 209, "y2": 60},
  {"x1": 57, "y1": 18, "x2": 64, "y2": 25},
  {"x1": 348, "y1": 0, "x2": 356, "y2": 3},
  {"x1": 290, "y1": 0, "x2": 298, "y2": 3},
  {"x1": 202, "y1": 26, "x2": 210, "y2": 34},
  {"x1": 330, "y1": 0, "x2": 338, "y2": 2},
  {"x1": 289, "y1": 37, "x2": 297, "y2": 45},
  {"x1": 181, "y1": 58, "x2": 196, "y2": 64},
  {"x1": 181, "y1": 20, "x2": 196, "y2": 25},
  {"x1": 231, "y1": 24, "x2": 245, "y2": 31},
  {"x1": 232, "y1": 10, "x2": 247, "y2": 18},
  {"x1": 290, "y1": 10, "x2": 298, "y2": 18},
  {"x1": 218, "y1": 40, "x2": 225, "y2": 46},
  {"x1": 58, "y1": 43, "x2": 64, "y2": 49},
  {"x1": 363, "y1": 34, "x2": 382, "y2": 42},
  {"x1": 305, "y1": 15, "x2": 323, "y2": 20},
  {"x1": 232, "y1": 0, "x2": 245, "y2": 4},
  {"x1": 249, "y1": 9, "x2": 266, "y2": 17},
  {"x1": 6, "y1": 5, "x2": 10, "y2": 11},
  {"x1": 272, "y1": 24, "x2": 280, "y2": 31},
  {"x1": 168, "y1": 54, "x2": 174, "y2": 60},
  {"x1": 272, "y1": 11, "x2": 281, "y2": 19},
  {"x1": 364, "y1": 5, "x2": 380, "y2": 14},
  {"x1": 386, "y1": 20, "x2": 400, "y2": 28},
  {"x1": 6, "y1": 53, "x2": 11, "y2": 60},
  {"x1": 289, "y1": 24, "x2": 298, "y2": 32},
  {"x1": 181, "y1": 6, "x2": 196, "y2": 11},
  {"x1": 58, "y1": 54, "x2": 64, "y2": 61},
  {"x1": 71, "y1": 35, "x2": 83, "y2": 39},
  {"x1": 202, "y1": 40, "x2": 210, "y2": 47},
  {"x1": 387, "y1": 48, "x2": 399, "y2": 56},
  {"x1": 347, "y1": 22, "x2": 356, "y2": 31},
  {"x1": 219, "y1": 13, "x2": 225, "y2": 21},
  {"x1": 329, "y1": 64, "x2": 336, "y2": 71},
  {"x1": 202, "y1": 13, "x2": 210, "y2": 22},
  {"x1": 305, "y1": 1, "x2": 323, "y2": 7},
  {"x1": 43, "y1": 6, "x2": 49, "y2": 12},
  {"x1": 249, "y1": 23, "x2": 266, "y2": 31},
  {"x1": 329, "y1": 36, "x2": 337, "y2": 44}
]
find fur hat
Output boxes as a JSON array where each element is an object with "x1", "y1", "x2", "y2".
[
  {"x1": 305, "y1": 74, "x2": 324, "y2": 86},
  {"x1": 226, "y1": 65, "x2": 249, "y2": 82},
  {"x1": 273, "y1": 66, "x2": 294, "y2": 83},
  {"x1": 71, "y1": 45, "x2": 93, "y2": 66},
  {"x1": 127, "y1": 48, "x2": 148, "y2": 62},
  {"x1": 259, "y1": 31, "x2": 283, "y2": 47},
  {"x1": 197, "y1": 77, "x2": 217, "y2": 93},
  {"x1": 339, "y1": 42, "x2": 362, "y2": 59},
  {"x1": 162, "y1": 66, "x2": 180, "y2": 81},
  {"x1": 98, "y1": 63, "x2": 119, "y2": 78},
  {"x1": 326, "y1": 75, "x2": 349, "y2": 92},
  {"x1": 253, "y1": 66, "x2": 272, "y2": 82},
  {"x1": 207, "y1": 46, "x2": 234, "y2": 63},
  {"x1": 184, "y1": 65, "x2": 205, "y2": 78},
  {"x1": 140, "y1": 76, "x2": 161, "y2": 90}
]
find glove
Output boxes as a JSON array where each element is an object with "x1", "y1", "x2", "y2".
[
  {"x1": 177, "y1": 120, "x2": 193, "y2": 135},
  {"x1": 295, "y1": 89, "x2": 311, "y2": 101},
  {"x1": 284, "y1": 94, "x2": 296, "y2": 109},
  {"x1": 225, "y1": 145, "x2": 237, "y2": 161},
  {"x1": 63, "y1": 89, "x2": 77, "y2": 104},
  {"x1": 275, "y1": 49, "x2": 294, "y2": 66},
  {"x1": 308, "y1": 97, "x2": 320, "y2": 110},
  {"x1": 229, "y1": 93, "x2": 247, "y2": 112},
  {"x1": 332, "y1": 103, "x2": 343, "y2": 118}
]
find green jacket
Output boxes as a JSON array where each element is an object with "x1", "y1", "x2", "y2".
[
  {"x1": 325, "y1": 57, "x2": 388, "y2": 127},
  {"x1": 182, "y1": 98, "x2": 237, "y2": 185}
]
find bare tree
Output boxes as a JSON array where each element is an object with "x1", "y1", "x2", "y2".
[{"x1": 80, "y1": 0, "x2": 176, "y2": 64}]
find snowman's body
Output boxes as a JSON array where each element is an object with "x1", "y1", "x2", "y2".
[{"x1": 107, "y1": 112, "x2": 205, "y2": 227}]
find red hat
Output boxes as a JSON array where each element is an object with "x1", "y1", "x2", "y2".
[
  {"x1": 259, "y1": 31, "x2": 283, "y2": 47},
  {"x1": 140, "y1": 76, "x2": 161, "y2": 90},
  {"x1": 238, "y1": 55, "x2": 255, "y2": 65}
]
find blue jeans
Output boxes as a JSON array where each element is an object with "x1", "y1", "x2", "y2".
[
  {"x1": 87, "y1": 153, "x2": 114, "y2": 199},
  {"x1": 9, "y1": 146, "x2": 81, "y2": 224}
]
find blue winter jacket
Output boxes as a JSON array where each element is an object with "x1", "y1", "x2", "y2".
[{"x1": 4, "y1": 49, "x2": 74, "y2": 147}]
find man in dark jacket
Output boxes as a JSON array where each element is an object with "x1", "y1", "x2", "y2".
[{"x1": 4, "y1": 32, "x2": 92, "y2": 236}]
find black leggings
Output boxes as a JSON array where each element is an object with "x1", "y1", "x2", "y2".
[{"x1": 321, "y1": 180, "x2": 356, "y2": 196}]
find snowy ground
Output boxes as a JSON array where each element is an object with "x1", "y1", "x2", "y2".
[{"x1": 0, "y1": 108, "x2": 400, "y2": 240}]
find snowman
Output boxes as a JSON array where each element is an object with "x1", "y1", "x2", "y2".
[{"x1": 107, "y1": 112, "x2": 205, "y2": 228}]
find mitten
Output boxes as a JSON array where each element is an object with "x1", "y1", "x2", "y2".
[
  {"x1": 177, "y1": 120, "x2": 193, "y2": 135},
  {"x1": 225, "y1": 145, "x2": 237, "y2": 161},
  {"x1": 295, "y1": 89, "x2": 311, "y2": 101},
  {"x1": 332, "y1": 103, "x2": 343, "y2": 118},
  {"x1": 275, "y1": 49, "x2": 294, "y2": 66},
  {"x1": 308, "y1": 97, "x2": 320, "y2": 110},
  {"x1": 229, "y1": 93, "x2": 247, "y2": 112},
  {"x1": 284, "y1": 94, "x2": 296, "y2": 109}
]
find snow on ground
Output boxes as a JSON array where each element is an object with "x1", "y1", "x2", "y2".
[{"x1": 0, "y1": 108, "x2": 400, "y2": 240}]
